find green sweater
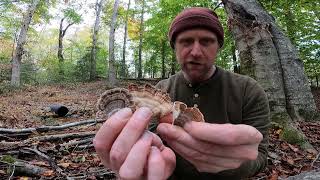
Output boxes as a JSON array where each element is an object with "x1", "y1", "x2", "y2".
[{"x1": 156, "y1": 66, "x2": 270, "y2": 180}]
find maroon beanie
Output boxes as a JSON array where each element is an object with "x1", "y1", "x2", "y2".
[{"x1": 168, "y1": 7, "x2": 224, "y2": 48}]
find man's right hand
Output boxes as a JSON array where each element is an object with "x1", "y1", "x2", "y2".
[{"x1": 93, "y1": 107, "x2": 176, "y2": 180}]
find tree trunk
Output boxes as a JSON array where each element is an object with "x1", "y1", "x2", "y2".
[
  {"x1": 171, "y1": 53, "x2": 176, "y2": 76},
  {"x1": 58, "y1": 18, "x2": 74, "y2": 63},
  {"x1": 161, "y1": 40, "x2": 166, "y2": 78},
  {"x1": 108, "y1": 0, "x2": 120, "y2": 87},
  {"x1": 121, "y1": 0, "x2": 131, "y2": 78},
  {"x1": 231, "y1": 44, "x2": 240, "y2": 73},
  {"x1": 11, "y1": 0, "x2": 40, "y2": 87},
  {"x1": 137, "y1": 0, "x2": 145, "y2": 79},
  {"x1": 223, "y1": 0, "x2": 317, "y2": 150},
  {"x1": 58, "y1": 18, "x2": 65, "y2": 62},
  {"x1": 90, "y1": 0, "x2": 105, "y2": 80}
]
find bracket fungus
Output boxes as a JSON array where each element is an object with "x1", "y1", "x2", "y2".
[{"x1": 96, "y1": 84, "x2": 204, "y2": 127}]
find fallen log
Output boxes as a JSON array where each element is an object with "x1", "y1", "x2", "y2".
[
  {"x1": 0, "y1": 119, "x2": 105, "y2": 134},
  {"x1": 0, "y1": 131, "x2": 96, "y2": 151}
]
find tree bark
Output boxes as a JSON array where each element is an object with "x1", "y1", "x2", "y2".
[
  {"x1": 137, "y1": 0, "x2": 145, "y2": 79},
  {"x1": 223, "y1": 0, "x2": 317, "y2": 150},
  {"x1": 223, "y1": 0, "x2": 317, "y2": 120},
  {"x1": 171, "y1": 53, "x2": 176, "y2": 76},
  {"x1": 90, "y1": 0, "x2": 105, "y2": 81},
  {"x1": 231, "y1": 44, "x2": 240, "y2": 73},
  {"x1": 161, "y1": 40, "x2": 166, "y2": 78},
  {"x1": 11, "y1": 0, "x2": 40, "y2": 87},
  {"x1": 108, "y1": 0, "x2": 120, "y2": 87},
  {"x1": 121, "y1": 0, "x2": 131, "y2": 78}
]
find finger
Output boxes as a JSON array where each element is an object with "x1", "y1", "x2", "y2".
[
  {"x1": 93, "y1": 108, "x2": 132, "y2": 167},
  {"x1": 160, "y1": 147, "x2": 176, "y2": 179},
  {"x1": 148, "y1": 146, "x2": 165, "y2": 180},
  {"x1": 150, "y1": 132, "x2": 165, "y2": 151},
  {"x1": 157, "y1": 123, "x2": 259, "y2": 160},
  {"x1": 110, "y1": 107, "x2": 153, "y2": 170},
  {"x1": 119, "y1": 132, "x2": 153, "y2": 180},
  {"x1": 165, "y1": 139, "x2": 243, "y2": 169},
  {"x1": 183, "y1": 122, "x2": 263, "y2": 145}
]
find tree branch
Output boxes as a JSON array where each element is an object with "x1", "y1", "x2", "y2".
[
  {"x1": 0, "y1": 119, "x2": 105, "y2": 134},
  {"x1": 0, "y1": 131, "x2": 96, "y2": 151},
  {"x1": 62, "y1": 22, "x2": 75, "y2": 37}
]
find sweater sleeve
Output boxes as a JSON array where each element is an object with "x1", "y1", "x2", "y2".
[{"x1": 217, "y1": 79, "x2": 270, "y2": 178}]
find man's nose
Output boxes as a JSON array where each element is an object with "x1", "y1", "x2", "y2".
[{"x1": 190, "y1": 41, "x2": 202, "y2": 57}]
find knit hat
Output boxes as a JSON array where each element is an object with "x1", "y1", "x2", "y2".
[{"x1": 168, "y1": 7, "x2": 224, "y2": 48}]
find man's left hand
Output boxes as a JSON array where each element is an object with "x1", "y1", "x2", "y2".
[{"x1": 156, "y1": 121, "x2": 263, "y2": 173}]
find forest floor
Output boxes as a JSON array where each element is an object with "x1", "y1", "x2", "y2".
[{"x1": 0, "y1": 80, "x2": 319, "y2": 179}]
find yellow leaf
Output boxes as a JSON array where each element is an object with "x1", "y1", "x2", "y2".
[{"x1": 58, "y1": 162, "x2": 70, "y2": 168}]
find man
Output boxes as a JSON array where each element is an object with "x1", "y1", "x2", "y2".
[{"x1": 94, "y1": 7, "x2": 270, "y2": 180}]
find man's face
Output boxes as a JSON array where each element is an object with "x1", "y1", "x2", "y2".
[{"x1": 174, "y1": 29, "x2": 219, "y2": 83}]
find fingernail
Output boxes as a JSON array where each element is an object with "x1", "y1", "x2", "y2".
[
  {"x1": 150, "y1": 146, "x2": 159, "y2": 153},
  {"x1": 136, "y1": 107, "x2": 153, "y2": 119},
  {"x1": 141, "y1": 131, "x2": 152, "y2": 140}
]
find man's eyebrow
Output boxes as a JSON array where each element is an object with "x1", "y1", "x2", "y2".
[{"x1": 177, "y1": 37, "x2": 193, "y2": 42}]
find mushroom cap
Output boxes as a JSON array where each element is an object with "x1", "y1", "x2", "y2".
[{"x1": 96, "y1": 84, "x2": 205, "y2": 127}]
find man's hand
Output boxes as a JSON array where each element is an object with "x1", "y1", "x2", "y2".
[
  {"x1": 93, "y1": 107, "x2": 176, "y2": 180},
  {"x1": 157, "y1": 120, "x2": 263, "y2": 173}
]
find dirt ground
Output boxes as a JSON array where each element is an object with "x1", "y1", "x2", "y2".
[{"x1": 0, "y1": 81, "x2": 319, "y2": 179}]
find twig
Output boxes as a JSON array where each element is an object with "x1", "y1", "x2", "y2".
[
  {"x1": 0, "y1": 119, "x2": 105, "y2": 134},
  {"x1": 8, "y1": 164, "x2": 15, "y2": 180},
  {"x1": 22, "y1": 147, "x2": 64, "y2": 174},
  {"x1": 60, "y1": 138, "x2": 93, "y2": 147},
  {"x1": 214, "y1": 2, "x2": 223, "y2": 10},
  {"x1": 0, "y1": 131, "x2": 96, "y2": 151},
  {"x1": 311, "y1": 152, "x2": 320, "y2": 167}
]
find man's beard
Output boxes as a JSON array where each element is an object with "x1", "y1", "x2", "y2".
[{"x1": 181, "y1": 61, "x2": 214, "y2": 83}]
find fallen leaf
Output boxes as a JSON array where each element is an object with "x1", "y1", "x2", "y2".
[
  {"x1": 58, "y1": 163, "x2": 70, "y2": 168},
  {"x1": 41, "y1": 170, "x2": 55, "y2": 177}
]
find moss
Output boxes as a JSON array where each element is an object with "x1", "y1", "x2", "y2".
[
  {"x1": 270, "y1": 112, "x2": 291, "y2": 126},
  {"x1": 1, "y1": 155, "x2": 16, "y2": 164},
  {"x1": 280, "y1": 127, "x2": 305, "y2": 145}
]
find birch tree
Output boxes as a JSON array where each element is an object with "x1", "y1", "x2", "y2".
[
  {"x1": 90, "y1": 0, "x2": 105, "y2": 80},
  {"x1": 120, "y1": 0, "x2": 131, "y2": 78},
  {"x1": 108, "y1": 0, "x2": 120, "y2": 86},
  {"x1": 11, "y1": 0, "x2": 40, "y2": 87},
  {"x1": 137, "y1": 0, "x2": 146, "y2": 79}
]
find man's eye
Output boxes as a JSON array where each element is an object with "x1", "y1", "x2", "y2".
[
  {"x1": 200, "y1": 38, "x2": 216, "y2": 46},
  {"x1": 180, "y1": 39, "x2": 193, "y2": 46}
]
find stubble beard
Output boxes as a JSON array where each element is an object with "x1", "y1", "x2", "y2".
[{"x1": 181, "y1": 62, "x2": 215, "y2": 83}]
